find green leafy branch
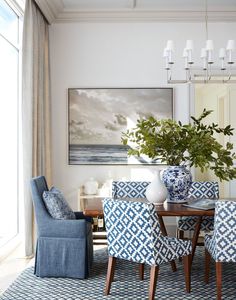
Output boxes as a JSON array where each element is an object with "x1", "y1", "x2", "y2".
[{"x1": 121, "y1": 109, "x2": 236, "y2": 181}]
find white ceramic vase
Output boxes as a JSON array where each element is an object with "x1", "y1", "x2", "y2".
[
  {"x1": 146, "y1": 170, "x2": 168, "y2": 205},
  {"x1": 84, "y1": 177, "x2": 98, "y2": 195}
]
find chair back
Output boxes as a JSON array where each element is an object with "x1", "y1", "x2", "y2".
[
  {"x1": 30, "y1": 176, "x2": 52, "y2": 233},
  {"x1": 188, "y1": 181, "x2": 219, "y2": 199},
  {"x1": 213, "y1": 201, "x2": 236, "y2": 262},
  {"x1": 103, "y1": 198, "x2": 161, "y2": 265},
  {"x1": 112, "y1": 181, "x2": 150, "y2": 199}
]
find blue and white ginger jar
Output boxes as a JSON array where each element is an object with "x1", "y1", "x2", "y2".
[{"x1": 162, "y1": 166, "x2": 192, "y2": 203}]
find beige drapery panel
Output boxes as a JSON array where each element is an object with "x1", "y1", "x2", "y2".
[{"x1": 22, "y1": 0, "x2": 52, "y2": 256}]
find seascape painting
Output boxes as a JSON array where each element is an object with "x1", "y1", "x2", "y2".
[{"x1": 68, "y1": 88, "x2": 173, "y2": 165}]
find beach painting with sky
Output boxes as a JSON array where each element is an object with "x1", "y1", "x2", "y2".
[{"x1": 68, "y1": 88, "x2": 173, "y2": 165}]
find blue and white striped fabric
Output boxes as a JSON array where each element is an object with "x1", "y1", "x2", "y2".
[
  {"x1": 112, "y1": 181, "x2": 149, "y2": 199},
  {"x1": 178, "y1": 181, "x2": 219, "y2": 232},
  {"x1": 205, "y1": 200, "x2": 236, "y2": 262},
  {"x1": 103, "y1": 198, "x2": 192, "y2": 266}
]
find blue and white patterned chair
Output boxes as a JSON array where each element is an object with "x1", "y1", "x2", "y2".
[
  {"x1": 112, "y1": 180, "x2": 177, "y2": 272},
  {"x1": 112, "y1": 181, "x2": 150, "y2": 199},
  {"x1": 177, "y1": 181, "x2": 219, "y2": 239},
  {"x1": 103, "y1": 198, "x2": 192, "y2": 300},
  {"x1": 205, "y1": 200, "x2": 236, "y2": 300}
]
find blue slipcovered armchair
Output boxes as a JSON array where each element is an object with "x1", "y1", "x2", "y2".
[{"x1": 30, "y1": 176, "x2": 93, "y2": 278}]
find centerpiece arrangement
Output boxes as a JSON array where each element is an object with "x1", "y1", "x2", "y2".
[{"x1": 122, "y1": 109, "x2": 236, "y2": 202}]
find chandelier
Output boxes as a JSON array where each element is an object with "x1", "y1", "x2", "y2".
[{"x1": 163, "y1": 0, "x2": 236, "y2": 84}]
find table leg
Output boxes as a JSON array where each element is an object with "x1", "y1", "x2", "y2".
[
  {"x1": 191, "y1": 216, "x2": 202, "y2": 264},
  {"x1": 158, "y1": 215, "x2": 177, "y2": 272}
]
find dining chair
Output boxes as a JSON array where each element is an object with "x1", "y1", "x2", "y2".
[
  {"x1": 30, "y1": 176, "x2": 93, "y2": 278},
  {"x1": 204, "y1": 200, "x2": 236, "y2": 300},
  {"x1": 112, "y1": 180, "x2": 177, "y2": 272},
  {"x1": 103, "y1": 198, "x2": 192, "y2": 300},
  {"x1": 177, "y1": 181, "x2": 219, "y2": 239},
  {"x1": 112, "y1": 180, "x2": 150, "y2": 199}
]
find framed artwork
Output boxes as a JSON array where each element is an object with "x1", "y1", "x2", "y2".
[{"x1": 68, "y1": 88, "x2": 173, "y2": 165}]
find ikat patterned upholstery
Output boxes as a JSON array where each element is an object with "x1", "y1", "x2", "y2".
[
  {"x1": 112, "y1": 181, "x2": 150, "y2": 199},
  {"x1": 205, "y1": 200, "x2": 236, "y2": 262},
  {"x1": 178, "y1": 181, "x2": 219, "y2": 232},
  {"x1": 103, "y1": 198, "x2": 192, "y2": 266}
]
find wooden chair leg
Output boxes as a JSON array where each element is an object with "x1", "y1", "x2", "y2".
[
  {"x1": 139, "y1": 263, "x2": 144, "y2": 280},
  {"x1": 149, "y1": 265, "x2": 159, "y2": 300},
  {"x1": 104, "y1": 256, "x2": 116, "y2": 295},
  {"x1": 216, "y1": 262, "x2": 222, "y2": 300},
  {"x1": 205, "y1": 249, "x2": 211, "y2": 284},
  {"x1": 183, "y1": 254, "x2": 191, "y2": 293}
]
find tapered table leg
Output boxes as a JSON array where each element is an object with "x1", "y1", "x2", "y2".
[{"x1": 191, "y1": 216, "x2": 202, "y2": 265}]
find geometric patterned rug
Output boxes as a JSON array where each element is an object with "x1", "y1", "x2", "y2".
[{"x1": 0, "y1": 247, "x2": 235, "y2": 300}]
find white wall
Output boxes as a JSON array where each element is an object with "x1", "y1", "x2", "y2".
[
  {"x1": 194, "y1": 84, "x2": 229, "y2": 197},
  {"x1": 49, "y1": 22, "x2": 236, "y2": 211}
]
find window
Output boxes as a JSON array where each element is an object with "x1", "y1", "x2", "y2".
[{"x1": 0, "y1": 0, "x2": 22, "y2": 247}]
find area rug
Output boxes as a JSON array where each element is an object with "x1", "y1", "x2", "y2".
[{"x1": 1, "y1": 247, "x2": 235, "y2": 300}]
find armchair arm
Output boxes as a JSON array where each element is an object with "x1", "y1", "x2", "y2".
[{"x1": 38, "y1": 218, "x2": 91, "y2": 239}]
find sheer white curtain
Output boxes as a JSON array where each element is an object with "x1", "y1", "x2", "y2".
[{"x1": 22, "y1": 0, "x2": 52, "y2": 256}]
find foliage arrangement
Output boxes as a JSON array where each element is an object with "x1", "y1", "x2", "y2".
[{"x1": 122, "y1": 109, "x2": 236, "y2": 181}]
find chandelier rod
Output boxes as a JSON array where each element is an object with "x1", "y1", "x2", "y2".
[{"x1": 205, "y1": 0, "x2": 208, "y2": 41}]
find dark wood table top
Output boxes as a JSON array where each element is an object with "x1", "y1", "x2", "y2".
[{"x1": 81, "y1": 197, "x2": 217, "y2": 217}]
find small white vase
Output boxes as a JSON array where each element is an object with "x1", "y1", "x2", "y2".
[
  {"x1": 84, "y1": 177, "x2": 98, "y2": 195},
  {"x1": 146, "y1": 170, "x2": 168, "y2": 205}
]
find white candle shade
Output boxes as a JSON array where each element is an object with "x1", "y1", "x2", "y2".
[
  {"x1": 206, "y1": 40, "x2": 214, "y2": 51},
  {"x1": 166, "y1": 40, "x2": 174, "y2": 51},
  {"x1": 163, "y1": 48, "x2": 169, "y2": 57},
  {"x1": 201, "y1": 48, "x2": 207, "y2": 58},
  {"x1": 182, "y1": 48, "x2": 188, "y2": 58},
  {"x1": 185, "y1": 40, "x2": 194, "y2": 50},
  {"x1": 226, "y1": 40, "x2": 235, "y2": 51},
  {"x1": 219, "y1": 48, "x2": 226, "y2": 59}
]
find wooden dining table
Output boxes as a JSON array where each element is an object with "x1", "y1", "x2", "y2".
[{"x1": 81, "y1": 196, "x2": 215, "y2": 270}]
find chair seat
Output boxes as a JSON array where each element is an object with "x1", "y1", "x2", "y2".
[
  {"x1": 178, "y1": 216, "x2": 214, "y2": 231},
  {"x1": 155, "y1": 236, "x2": 192, "y2": 265}
]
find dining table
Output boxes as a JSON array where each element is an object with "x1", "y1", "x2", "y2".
[{"x1": 81, "y1": 196, "x2": 216, "y2": 270}]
